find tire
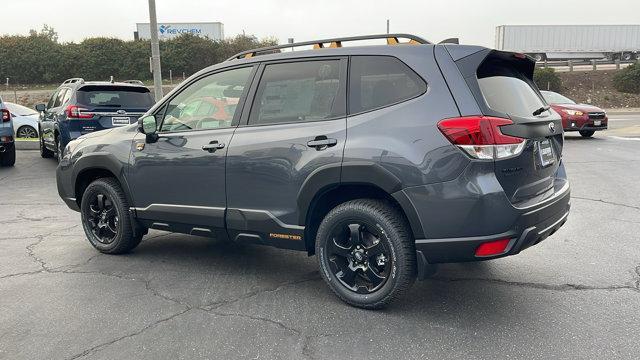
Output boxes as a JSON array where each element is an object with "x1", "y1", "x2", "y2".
[
  {"x1": 80, "y1": 178, "x2": 143, "y2": 254},
  {"x1": 39, "y1": 134, "x2": 54, "y2": 158},
  {"x1": 579, "y1": 130, "x2": 595, "y2": 138},
  {"x1": 316, "y1": 199, "x2": 416, "y2": 309},
  {"x1": 16, "y1": 125, "x2": 38, "y2": 139},
  {"x1": 0, "y1": 145, "x2": 16, "y2": 167}
]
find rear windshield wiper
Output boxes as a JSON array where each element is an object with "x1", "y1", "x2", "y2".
[{"x1": 532, "y1": 106, "x2": 550, "y2": 116}]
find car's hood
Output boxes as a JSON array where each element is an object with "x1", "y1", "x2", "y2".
[{"x1": 551, "y1": 103, "x2": 605, "y2": 113}]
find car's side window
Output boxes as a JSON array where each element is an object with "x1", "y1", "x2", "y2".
[
  {"x1": 349, "y1": 56, "x2": 427, "y2": 114},
  {"x1": 61, "y1": 88, "x2": 72, "y2": 105},
  {"x1": 52, "y1": 88, "x2": 68, "y2": 108},
  {"x1": 47, "y1": 89, "x2": 60, "y2": 109},
  {"x1": 248, "y1": 60, "x2": 344, "y2": 126},
  {"x1": 159, "y1": 66, "x2": 253, "y2": 133}
]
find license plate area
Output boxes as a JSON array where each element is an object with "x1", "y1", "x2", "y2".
[
  {"x1": 537, "y1": 139, "x2": 555, "y2": 167},
  {"x1": 594, "y1": 120, "x2": 602, "y2": 126},
  {"x1": 112, "y1": 117, "x2": 131, "y2": 126}
]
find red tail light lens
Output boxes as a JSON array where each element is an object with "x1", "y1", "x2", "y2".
[
  {"x1": 1, "y1": 109, "x2": 10, "y2": 122},
  {"x1": 437, "y1": 116, "x2": 525, "y2": 160},
  {"x1": 65, "y1": 105, "x2": 93, "y2": 119},
  {"x1": 475, "y1": 238, "x2": 511, "y2": 257}
]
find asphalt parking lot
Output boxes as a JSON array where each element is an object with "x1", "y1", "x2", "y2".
[{"x1": 1, "y1": 114, "x2": 639, "y2": 360}]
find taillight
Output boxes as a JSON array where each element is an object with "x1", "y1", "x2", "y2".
[
  {"x1": 1, "y1": 109, "x2": 10, "y2": 122},
  {"x1": 65, "y1": 105, "x2": 93, "y2": 119},
  {"x1": 437, "y1": 116, "x2": 526, "y2": 160}
]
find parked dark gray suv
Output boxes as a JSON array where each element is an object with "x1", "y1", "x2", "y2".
[{"x1": 56, "y1": 34, "x2": 570, "y2": 309}]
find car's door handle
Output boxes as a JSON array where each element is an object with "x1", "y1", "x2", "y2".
[
  {"x1": 307, "y1": 137, "x2": 337, "y2": 149},
  {"x1": 202, "y1": 141, "x2": 225, "y2": 153}
]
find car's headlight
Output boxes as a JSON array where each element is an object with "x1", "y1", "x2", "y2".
[{"x1": 562, "y1": 109, "x2": 583, "y2": 116}]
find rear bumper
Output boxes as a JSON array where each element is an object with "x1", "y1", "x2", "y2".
[
  {"x1": 397, "y1": 160, "x2": 571, "y2": 264},
  {"x1": 415, "y1": 184, "x2": 570, "y2": 263}
]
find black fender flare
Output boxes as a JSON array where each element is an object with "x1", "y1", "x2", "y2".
[
  {"x1": 296, "y1": 161, "x2": 425, "y2": 239},
  {"x1": 72, "y1": 152, "x2": 135, "y2": 207}
]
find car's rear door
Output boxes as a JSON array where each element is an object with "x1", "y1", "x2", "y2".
[
  {"x1": 449, "y1": 47, "x2": 565, "y2": 207},
  {"x1": 225, "y1": 57, "x2": 348, "y2": 250},
  {"x1": 128, "y1": 65, "x2": 256, "y2": 235},
  {"x1": 73, "y1": 86, "x2": 154, "y2": 133}
]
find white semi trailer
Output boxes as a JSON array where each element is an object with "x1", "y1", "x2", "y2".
[{"x1": 495, "y1": 25, "x2": 640, "y2": 61}]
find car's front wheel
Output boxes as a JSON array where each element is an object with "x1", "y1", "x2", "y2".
[
  {"x1": 316, "y1": 199, "x2": 416, "y2": 309},
  {"x1": 80, "y1": 178, "x2": 143, "y2": 254},
  {"x1": 39, "y1": 134, "x2": 54, "y2": 158},
  {"x1": 579, "y1": 130, "x2": 595, "y2": 138}
]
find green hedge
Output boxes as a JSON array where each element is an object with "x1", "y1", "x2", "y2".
[
  {"x1": 533, "y1": 68, "x2": 562, "y2": 92},
  {"x1": 613, "y1": 62, "x2": 640, "y2": 94},
  {"x1": 0, "y1": 28, "x2": 276, "y2": 84}
]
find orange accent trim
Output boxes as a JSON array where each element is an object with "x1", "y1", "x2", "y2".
[
  {"x1": 387, "y1": 37, "x2": 399, "y2": 45},
  {"x1": 329, "y1": 41, "x2": 342, "y2": 48},
  {"x1": 244, "y1": 53, "x2": 253, "y2": 59},
  {"x1": 313, "y1": 43, "x2": 324, "y2": 49}
]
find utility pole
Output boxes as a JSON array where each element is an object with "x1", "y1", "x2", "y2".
[
  {"x1": 386, "y1": 19, "x2": 390, "y2": 34},
  {"x1": 148, "y1": 0, "x2": 163, "y2": 101}
]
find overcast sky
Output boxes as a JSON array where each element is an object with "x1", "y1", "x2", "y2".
[{"x1": 3, "y1": 0, "x2": 639, "y2": 47}]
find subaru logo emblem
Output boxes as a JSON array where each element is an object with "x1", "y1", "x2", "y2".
[
  {"x1": 548, "y1": 122, "x2": 556, "y2": 133},
  {"x1": 117, "y1": 110, "x2": 126, "y2": 115}
]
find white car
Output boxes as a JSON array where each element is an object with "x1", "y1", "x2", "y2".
[{"x1": 5, "y1": 102, "x2": 39, "y2": 138}]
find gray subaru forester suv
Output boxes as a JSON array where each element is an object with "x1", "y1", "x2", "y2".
[{"x1": 56, "y1": 34, "x2": 570, "y2": 309}]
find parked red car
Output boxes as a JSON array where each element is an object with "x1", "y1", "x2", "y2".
[{"x1": 541, "y1": 91, "x2": 607, "y2": 137}]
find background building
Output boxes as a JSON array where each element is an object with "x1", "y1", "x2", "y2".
[{"x1": 135, "y1": 22, "x2": 224, "y2": 40}]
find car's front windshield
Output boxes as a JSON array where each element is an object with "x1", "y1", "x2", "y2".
[{"x1": 541, "y1": 91, "x2": 576, "y2": 105}]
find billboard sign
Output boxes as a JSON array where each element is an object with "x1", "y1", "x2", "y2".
[{"x1": 136, "y1": 22, "x2": 224, "y2": 40}]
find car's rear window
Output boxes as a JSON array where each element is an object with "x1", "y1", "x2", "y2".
[
  {"x1": 349, "y1": 56, "x2": 426, "y2": 114},
  {"x1": 477, "y1": 58, "x2": 546, "y2": 118},
  {"x1": 77, "y1": 86, "x2": 154, "y2": 108}
]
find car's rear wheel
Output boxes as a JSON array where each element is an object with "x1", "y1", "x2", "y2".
[
  {"x1": 0, "y1": 144, "x2": 16, "y2": 167},
  {"x1": 579, "y1": 130, "x2": 595, "y2": 138},
  {"x1": 39, "y1": 134, "x2": 53, "y2": 158},
  {"x1": 16, "y1": 125, "x2": 38, "y2": 139},
  {"x1": 80, "y1": 178, "x2": 143, "y2": 254},
  {"x1": 316, "y1": 199, "x2": 416, "y2": 309},
  {"x1": 54, "y1": 137, "x2": 61, "y2": 162}
]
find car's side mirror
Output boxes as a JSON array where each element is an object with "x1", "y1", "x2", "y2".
[
  {"x1": 138, "y1": 115, "x2": 158, "y2": 143},
  {"x1": 35, "y1": 104, "x2": 46, "y2": 112}
]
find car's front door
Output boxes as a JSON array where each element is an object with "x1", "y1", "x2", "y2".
[
  {"x1": 41, "y1": 88, "x2": 67, "y2": 148},
  {"x1": 128, "y1": 66, "x2": 256, "y2": 235},
  {"x1": 225, "y1": 58, "x2": 348, "y2": 249}
]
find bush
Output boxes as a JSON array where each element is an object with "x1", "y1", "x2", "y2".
[
  {"x1": 533, "y1": 68, "x2": 562, "y2": 92},
  {"x1": 613, "y1": 62, "x2": 640, "y2": 94},
  {"x1": 0, "y1": 26, "x2": 277, "y2": 84}
]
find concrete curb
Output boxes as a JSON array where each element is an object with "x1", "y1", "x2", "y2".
[{"x1": 15, "y1": 140, "x2": 39, "y2": 150}]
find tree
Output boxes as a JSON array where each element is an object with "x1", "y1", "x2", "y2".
[{"x1": 533, "y1": 68, "x2": 562, "y2": 92}]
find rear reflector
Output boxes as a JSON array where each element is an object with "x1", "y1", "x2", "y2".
[
  {"x1": 475, "y1": 238, "x2": 511, "y2": 257},
  {"x1": 1, "y1": 109, "x2": 10, "y2": 122},
  {"x1": 437, "y1": 116, "x2": 526, "y2": 160}
]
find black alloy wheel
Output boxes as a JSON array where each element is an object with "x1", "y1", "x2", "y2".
[
  {"x1": 325, "y1": 221, "x2": 392, "y2": 294},
  {"x1": 85, "y1": 193, "x2": 119, "y2": 244},
  {"x1": 316, "y1": 199, "x2": 416, "y2": 309}
]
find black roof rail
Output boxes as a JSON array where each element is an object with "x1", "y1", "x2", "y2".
[
  {"x1": 62, "y1": 77, "x2": 84, "y2": 85},
  {"x1": 123, "y1": 80, "x2": 145, "y2": 85},
  {"x1": 226, "y1": 33, "x2": 432, "y2": 61}
]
